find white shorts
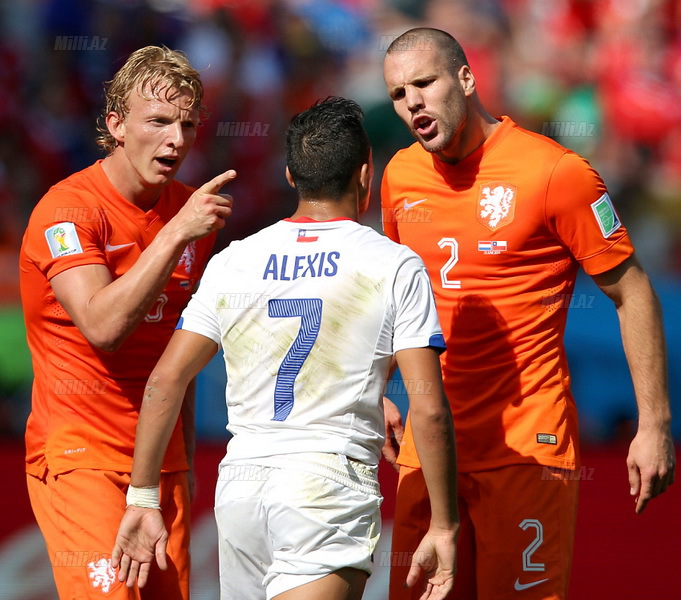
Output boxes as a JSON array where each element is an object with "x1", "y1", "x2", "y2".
[{"x1": 214, "y1": 453, "x2": 382, "y2": 600}]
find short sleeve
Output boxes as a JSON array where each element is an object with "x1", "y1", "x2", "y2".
[
  {"x1": 392, "y1": 253, "x2": 445, "y2": 353},
  {"x1": 545, "y1": 151, "x2": 634, "y2": 275},
  {"x1": 24, "y1": 192, "x2": 109, "y2": 280}
]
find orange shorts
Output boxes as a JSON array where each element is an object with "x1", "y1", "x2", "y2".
[
  {"x1": 27, "y1": 469, "x2": 191, "y2": 599},
  {"x1": 389, "y1": 464, "x2": 578, "y2": 600}
]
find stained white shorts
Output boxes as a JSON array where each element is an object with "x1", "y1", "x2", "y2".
[{"x1": 214, "y1": 453, "x2": 382, "y2": 600}]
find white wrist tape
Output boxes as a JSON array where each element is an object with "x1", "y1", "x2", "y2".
[{"x1": 126, "y1": 485, "x2": 161, "y2": 509}]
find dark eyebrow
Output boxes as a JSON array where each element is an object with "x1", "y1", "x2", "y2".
[
  {"x1": 388, "y1": 73, "x2": 437, "y2": 99},
  {"x1": 412, "y1": 74, "x2": 436, "y2": 85},
  {"x1": 388, "y1": 84, "x2": 404, "y2": 98}
]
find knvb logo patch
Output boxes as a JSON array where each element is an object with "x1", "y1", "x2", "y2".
[
  {"x1": 477, "y1": 182, "x2": 516, "y2": 230},
  {"x1": 178, "y1": 241, "x2": 197, "y2": 274},
  {"x1": 87, "y1": 558, "x2": 117, "y2": 594}
]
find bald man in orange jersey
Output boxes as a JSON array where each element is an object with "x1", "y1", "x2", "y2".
[
  {"x1": 20, "y1": 46, "x2": 234, "y2": 599},
  {"x1": 380, "y1": 28, "x2": 675, "y2": 600}
]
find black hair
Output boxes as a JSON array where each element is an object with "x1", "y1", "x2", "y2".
[{"x1": 286, "y1": 96, "x2": 370, "y2": 200}]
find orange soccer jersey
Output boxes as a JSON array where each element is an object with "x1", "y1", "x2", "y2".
[
  {"x1": 20, "y1": 160, "x2": 215, "y2": 478},
  {"x1": 381, "y1": 116, "x2": 634, "y2": 473}
]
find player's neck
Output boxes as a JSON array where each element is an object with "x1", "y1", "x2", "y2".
[
  {"x1": 436, "y1": 104, "x2": 500, "y2": 165},
  {"x1": 290, "y1": 196, "x2": 358, "y2": 222},
  {"x1": 101, "y1": 154, "x2": 163, "y2": 211}
]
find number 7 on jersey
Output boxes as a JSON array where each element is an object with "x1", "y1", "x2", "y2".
[{"x1": 268, "y1": 298, "x2": 323, "y2": 421}]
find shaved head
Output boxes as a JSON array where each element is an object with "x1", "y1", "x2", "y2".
[{"x1": 386, "y1": 28, "x2": 469, "y2": 77}]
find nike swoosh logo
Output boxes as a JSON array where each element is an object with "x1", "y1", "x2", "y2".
[
  {"x1": 403, "y1": 198, "x2": 428, "y2": 210},
  {"x1": 514, "y1": 577, "x2": 549, "y2": 591},
  {"x1": 105, "y1": 242, "x2": 136, "y2": 252}
]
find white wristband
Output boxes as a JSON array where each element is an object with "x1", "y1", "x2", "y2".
[{"x1": 126, "y1": 485, "x2": 161, "y2": 509}]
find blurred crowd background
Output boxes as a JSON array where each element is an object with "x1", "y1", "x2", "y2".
[{"x1": 1, "y1": 0, "x2": 680, "y2": 442}]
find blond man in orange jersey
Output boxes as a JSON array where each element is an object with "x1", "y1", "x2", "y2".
[
  {"x1": 380, "y1": 28, "x2": 675, "y2": 600},
  {"x1": 20, "y1": 46, "x2": 234, "y2": 599}
]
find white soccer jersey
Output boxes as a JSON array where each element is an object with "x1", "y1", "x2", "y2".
[{"x1": 180, "y1": 218, "x2": 445, "y2": 465}]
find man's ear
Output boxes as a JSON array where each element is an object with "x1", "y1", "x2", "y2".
[
  {"x1": 106, "y1": 112, "x2": 125, "y2": 145},
  {"x1": 285, "y1": 166, "x2": 296, "y2": 189},
  {"x1": 359, "y1": 162, "x2": 372, "y2": 191},
  {"x1": 358, "y1": 160, "x2": 373, "y2": 215},
  {"x1": 458, "y1": 64, "x2": 476, "y2": 97}
]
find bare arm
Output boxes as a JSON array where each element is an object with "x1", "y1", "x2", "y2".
[
  {"x1": 181, "y1": 378, "x2": 197, "y2": 501},
  {"x1": 395, "y1": 346, "x2": 458, "y2": 599},
  {"x1": 592, "y1": 254, "x2": 675, "y2": 513},
  {"x1": 130, "y1": 329, "x2": 217, "y2": 487},
  {"x1": 50, "y1": 170, "x2": 235, "y2": 351},
  {"x1": 112, "y1": 329, "x2": 218, "y2": 587}
]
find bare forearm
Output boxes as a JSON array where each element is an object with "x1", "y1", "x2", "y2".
[
  {"x1": 130, "y1": 370, "x2": 188, "y2": 487},
  {"x1": 619, "y1": 302, "x2": 670, "y2": 428},
  {"x1": 396, "y1": 347, "x2": 459, "y2": 529},
  {"x1": 613, "y1": 272, "x2": 671, "y2": 429},
  {"x1": 410, "y1": 404, "x2": 459, "y2": 528},
  {"x1": 181, "y1": 379, "x2": 197, "y2": 470},
  {"x1": 130, "y1": 331, "x2": 219, "y2": 487},
  {"x1": 594, "y1": 256, "x2": 675, "y2": 512}
]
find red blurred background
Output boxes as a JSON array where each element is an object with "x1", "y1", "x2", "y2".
[{"x1": 1, "y1": 1, "x2": 680, "y2": 598}]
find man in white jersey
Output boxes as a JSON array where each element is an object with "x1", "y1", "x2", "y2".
[{"x1": 111, "y1": 97, "x2": 459, "y2": 600}]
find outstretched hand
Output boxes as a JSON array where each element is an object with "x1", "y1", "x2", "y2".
[
  {"x1": 112, "y1": 506, "x2": 168, "y2": 588},
  {"x1": 406, "y1": 527, "x2": 457, "y2": 600}
]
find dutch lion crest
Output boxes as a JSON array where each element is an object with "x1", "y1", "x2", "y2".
[
  {"x1": 477, "y1": 182, "x2": 516, "y2": 230},
  {"x1": 87, "y1": 557, "x2": 117, "y2": 594},
  {"x1": 178, "y1": 240, "x2": 197, "y2": 274}
]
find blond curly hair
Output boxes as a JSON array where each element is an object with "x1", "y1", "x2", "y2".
[{"x1": 96, "y1": 46, "x2": 204, "y2": 154}]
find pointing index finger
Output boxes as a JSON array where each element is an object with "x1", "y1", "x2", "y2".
[{"x1": 199, "y1": 170, "x2": 237, "y2": 195}]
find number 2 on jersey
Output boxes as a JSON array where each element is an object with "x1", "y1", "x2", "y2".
[
  {"x1": 519, "y1": 519, "x2": 545, "y2": 572},
  {"x1": 438, "y1": 237, "x2": 461, "y2": 289},
  {"x1": 268, "y1": 298, "x2": 323, "y2": 421}
]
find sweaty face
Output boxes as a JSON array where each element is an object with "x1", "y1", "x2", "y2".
[
  {"x1": 384, "y1": 46, "x2": 469, "y2": 161},
  {"x1": 112, "y1": 85, "x2": 200, "y2": 190}
]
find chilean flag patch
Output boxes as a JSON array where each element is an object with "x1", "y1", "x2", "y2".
[{"x1": 296, "y1": 229, "x2": 318, "y2": 243}]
